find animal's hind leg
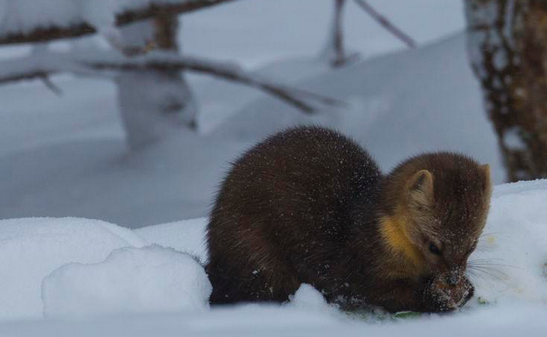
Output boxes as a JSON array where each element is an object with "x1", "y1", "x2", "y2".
[{"x1": 206, "y1": 257, "x2": 301, "y2": 305}]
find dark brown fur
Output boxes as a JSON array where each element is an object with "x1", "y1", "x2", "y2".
[{"x1": 206, "y1": 126, "x2": 492, "y2": 313}]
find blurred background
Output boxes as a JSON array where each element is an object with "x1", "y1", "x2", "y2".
[{"x1": 0, "y1": 0, "x2": 541, "y2": 228}]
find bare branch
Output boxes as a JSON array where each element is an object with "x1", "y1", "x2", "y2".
[
  {"x1": 0, "y1": 0, "x2": 237, "y2": 46},
  {"x1": 0, "y1": 51, "x2": 344, "y2": 113},
  {"x1": 87, "y1": 58, "x2": 345, "y2": 113},
  {"x1": 353, "y1": 0, "x2": 417, "y2": 49}
]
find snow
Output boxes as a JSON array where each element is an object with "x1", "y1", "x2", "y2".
[
  {"x1": 136, "y1": 218, "x2": 208, "y2": 263},
  {"x1": 42, "y1": 245, "x2": 211, "y2": 318},
  {"x1": 0, "y1": 0, "x2": 79, "y2": 35},
  {"x1": 503, "y1": 127, "x2": 527, "y2": 151},
  {"x1": 471, "y1": 181, "x2": 547, "y2": 306},
  {"x1": 180, "y1": 0, "x2": 465, "y2": 68},
  {"x1": 0, "y1": 0, "x2": 198, "y2": 35},
  {"x1": 0, "y1": 304, "x2": 545, "y2": 336},
  {"x1": 0, "y1": 180, "x2": 546, "y2": 335},
  {"x1": 0, "y1": 217, "x2": 145, "y2": 320},
  {"x1": 0, "y1": 33, "x2": 503, "y2": 228},
  {"x1": 0, "y1": 305, "x2": 544, "y2": 336},
  {"x1": 116, "y1": 19, "x2": 199, "y2": 149},
  {"x1": 2, "y1": 0, "x2": 545, "y2": 334},
  {"x1": 0, "y1": 0, "x2": 481, "y2": 228},
  {"x1": 289, "y1": 284, "x2": 328, "y2": 309},
  {"x1": 287, "y1": 284, "x2": 340, "y2": 317},
  {"x1": 215, "y1": 33, "x2": 502, "y2": 181},
  {"x1": 0, "y1": 180, "x2": 545, "y2": 334}
]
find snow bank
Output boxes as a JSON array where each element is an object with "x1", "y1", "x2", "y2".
[
  {"x1": 470, "y1": 179, "x2": 547, "y2": 306},
  {"x1": 216, "y1": 34, "x2": 503, "y2": 183},
  {"x1": 2, "y1": 179, "x2": 547, "y2": 330},
  {"x1": 0, "y1": 217, "x2": 145, "y2": 320},
  {"x1": 42, "y1": 245, "x2": 211, "y2": 318}
]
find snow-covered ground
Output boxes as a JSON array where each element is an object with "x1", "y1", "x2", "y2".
[
  {"x1": 1, "y1": 180, "x2": 547, "y2": 335},
  {"x1": 3, "y1": 0, "x2": 544, "y2": 334}
]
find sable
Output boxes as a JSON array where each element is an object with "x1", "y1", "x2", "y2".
[{"x1": 206, "y1": 126, "x2": 492, "y2": 313}]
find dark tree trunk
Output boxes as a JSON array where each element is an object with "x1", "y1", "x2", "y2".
[{"x1": 465, "y1": 0, "x2": 547, "y2": 181}]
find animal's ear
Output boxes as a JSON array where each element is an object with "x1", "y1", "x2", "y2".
[
  {"x1": 480, "y1": 164, "x2": 493, "y2": 194},
  {"x1": 407, "y1": 170, "x2": 434, "y2": 208},
  {"x1": 480, "y1": 164, "x2": 490, "y2": 179}
]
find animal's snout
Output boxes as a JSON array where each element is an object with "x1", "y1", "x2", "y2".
[
  {"x1": 446, "y1": 272, "x2": 459, "y2": 286},
  {"x1": 445, "y1": 268, "x2": 464, "y2": 286}
]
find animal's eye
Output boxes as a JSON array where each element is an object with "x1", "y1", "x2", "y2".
[
  {"x1": 467, "y1": 241, "x2": 478, "y2": 255},
  {"x1": 429, "y1": 243, "x2": 442, "y2": 255}
]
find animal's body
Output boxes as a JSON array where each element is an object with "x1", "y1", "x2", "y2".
[{"x1": 206, "y1": 126, "x2": 492, "y2": 312}]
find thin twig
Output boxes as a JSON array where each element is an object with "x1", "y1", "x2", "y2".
[
  {"x1": 0, "y1": 51, "x2": 345, "y2": 114},
  {"x1": 353, "y1": 0, "x2": 417, "y2": 49},
  {"x1": 39, "y1": 75, "x2": 63, "y2": 96}
]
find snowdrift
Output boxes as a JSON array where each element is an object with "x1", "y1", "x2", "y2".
[
  {"x1": 0, "y1": 180, "x2": 547, "y2": 335},
  {"x1": 215, "y1": 34, "x2": 502, "y2": 182},
  {"x1": 43, "y1": 245, "x2": 211, "y2": 318},
  {"x1": 0, "y1": 218, "x2": 145, "y2": 320}
]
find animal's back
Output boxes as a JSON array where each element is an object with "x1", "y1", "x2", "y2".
[{"x1": 206, "y1": 126, "x2": 382, "y2": 304}]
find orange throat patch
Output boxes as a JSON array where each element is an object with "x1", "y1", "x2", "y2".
[{"x1": 379, "y1": 215, "x2": 425, "y2": 275}]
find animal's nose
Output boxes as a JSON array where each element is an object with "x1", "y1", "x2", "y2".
[
  {"x1": 446, "y1": 273, "x2": 459, "y2": 286},
  {"x1": 446, "y1": 269, "x2": 461, "y2": 286}
]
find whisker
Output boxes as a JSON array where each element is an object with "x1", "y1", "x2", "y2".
[
  {"x1": 469, "y1": 258, "x2": 504, "y2": 262},
  {"x1": 471, "y1": 270, "x2": 505, "y2": 281},
  {"x1": 469, "y1": 262, "x2": 523, "y2": 271},
  {"x1": 468, "y1": 265, "x2": 509, "y2": 281},
  {"x1": 470, "y1": 265, "x2": 508, "y2": 275},
  {"x1": 468, "y1": 257, "x2": 522, "y2": 270},
  {"x1": 465, "y1": 270, "x2": 482, "y2": 282},
  {"x1": 466, "y1": 269, "x2": 497, "y2": 287}
]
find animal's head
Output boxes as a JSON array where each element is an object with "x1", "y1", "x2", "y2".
[{"x1": 381, "y1": 153, "x2": 492, "y2": 282}]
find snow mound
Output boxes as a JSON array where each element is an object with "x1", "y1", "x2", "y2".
[
  {"x1": 0, "y1": 217, "x2": 145, "y2": 320},
  {"x1": 135, "y1": 218, "x2": 208, "y2": 263},
  {"x1": 289, "y1": 284, "x2": 328, "y2": 309},
  {"x1": 471, "y1": 180, "x2": 547, "y2": 306},
  {"x1": 287, "y1": 284, "x2": 340, "y2": 317},
  {"x1": 42, "y1": 245, "x2": 211, "y2": 318}
]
